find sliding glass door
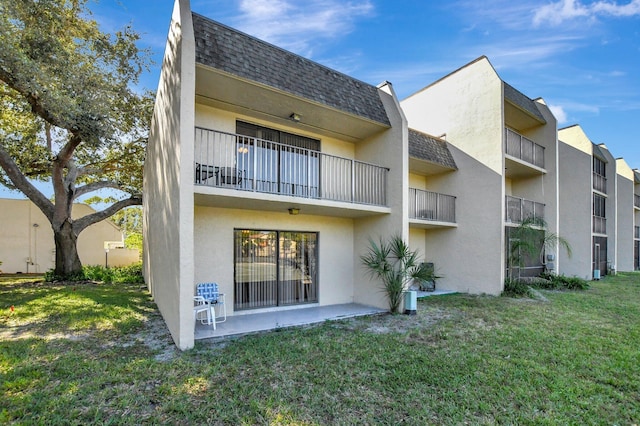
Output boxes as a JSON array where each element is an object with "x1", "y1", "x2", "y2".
[{"x1": 234, "y1": 229, "x2": 318, "y2": 310}]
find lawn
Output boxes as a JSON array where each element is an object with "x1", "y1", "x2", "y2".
[{"x1": 1, "y1": 273, "x2": 639, "y2": 424}]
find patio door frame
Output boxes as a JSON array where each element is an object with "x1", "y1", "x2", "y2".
[{"x1": 233, "y1": 229, "x2": 319, "y2": 311}]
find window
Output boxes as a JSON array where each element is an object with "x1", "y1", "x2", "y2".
[
  {"x1": 593, "y1": 194, "x2": 606, "y2": 218},
  {"x1": 234, "y1": 229, "x2": 318, "y2": 310},
  {"x1": 593, "y1": 156, "x2": 606, "y2": 177}
]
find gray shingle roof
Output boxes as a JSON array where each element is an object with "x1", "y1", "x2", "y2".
[
  {"x1": 592, "y1": 143, "x2": 608, "y2": 162},
  {"x1": 503, "y1": 82, "x2": 546, "y2": 124},
  {"x1": 408, "y1": 129, "x2": 457, "y2": 170},
  {"x1": 192, "y1": 13, "x2": 390, "y2": 127}
]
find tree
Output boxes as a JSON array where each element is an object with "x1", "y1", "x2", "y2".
[
  {"x1": 361, "y1": 235, "x2": 436, "y2": 313},
  {"x1": 0, "y1": 0, "x2": 153, "y2": 278},
  {"x1": 507, "y1": 216, "x2": 572, "y2": 280}
]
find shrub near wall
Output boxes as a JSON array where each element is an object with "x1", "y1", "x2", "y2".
[{"x1": 45, "y1": 263, "x2": 144, "y2": 284}]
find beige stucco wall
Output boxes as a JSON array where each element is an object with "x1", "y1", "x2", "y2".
[
  {"x1": 143, "y1": 0, "x2": 196, "y2": 350},
  {"x1": 558, "y1": 127, "x2": 594, "y2": 279},
  {"x1": 402, "y1": 58, "x2": 505, "y2": 294},
  {"x1": 616, "y1": 158, "x2": 634, "y2": 272},
  {"x1": 599, "y1": 145, "x2": 617, "y2": 272},
  {"x1": 194, "y1": 206, "x2": 355, "y2": 313},
  {"x1": 352, "y1": 83, "x2": 408, "y2": 309},
  {"x1": 0, "y1": 199, "x2": 136, "y2": 273}
]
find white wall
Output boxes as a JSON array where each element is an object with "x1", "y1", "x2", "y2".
[{"x1": 143, "y1": 0, "x2": 196, "y2": 350}]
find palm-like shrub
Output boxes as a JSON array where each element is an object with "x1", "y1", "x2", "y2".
[{"x1": 361, "y1": 235, "x2": 435, "y2": 313}]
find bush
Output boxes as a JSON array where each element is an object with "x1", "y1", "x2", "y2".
[
  {"x1": 44, "y1": 263, "x2": 144, "y2": 284},
  {"x1": 537, "y1": 273, "x2": 589, "y2": 291},
  {"x1": 502, "y1": 278, "x2": 533, "y2": 298}
]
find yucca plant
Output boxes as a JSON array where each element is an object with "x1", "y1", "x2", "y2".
[{"x1": 361, "y1": 235, "x2": 435, "y2": 313}]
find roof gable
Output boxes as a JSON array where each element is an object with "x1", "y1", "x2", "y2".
[{"x1": 192, "y1": 13, "x2": 390, "y2": 127}]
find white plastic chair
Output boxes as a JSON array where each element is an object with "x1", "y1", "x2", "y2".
[{"x1": 194, "y1": 296, "x2": 215, "y2": 329}]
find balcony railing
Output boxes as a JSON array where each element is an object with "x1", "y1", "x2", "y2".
[
  {"x1": 409, "y1": 188, "x2": 456, "y2": 223},
  {"x1": 505, "y1": 128, "x2": 545, "y2": 169},
  {"x1": 635, "y1": 226, "x2": 640, "y2": 239},
  {"x1": 505, "y1": 195, "x2": 545, "y2": 224},
  {"x1": 593, "y1": 172, "x2": 607, "y2": 193},
  {"x1": 593, "y1": 216, "x2": 606, "y2": 234},
  {"x1": 194, "y1": 127, "x2": 389, "y2": 206},
  {"x1": 635, "y1": 194, "x2": 640, "y2": 208}
]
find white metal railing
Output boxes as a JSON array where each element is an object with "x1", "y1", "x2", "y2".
[
  {"x1": 505, "y1": 195, "x2": 545, "y2": 224},
  {"x1": 409, "y1": 188, "x2": 456, "y2": 223},
  {"x1": 194, "y1": 127, "x2": 389, "y2": 206},
  {"x1": 593, "y1": 216, "x2": 606, "y2": 234},
  {"x1": 635, "y1": 226, "x2": 640, "y2": 239},
  {"x1": 593, "y1": 172, "x2": 607, "y2": 193},
  {"x1": 635, "y1": 194, "x2": 640, "y2": 208},
  {"x1": 505, "y1": 128, "x2": 545, "y2": 169}
]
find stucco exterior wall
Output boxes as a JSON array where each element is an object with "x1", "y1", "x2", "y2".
[
  {"x1": 423, "y1": 145, "x2": 504, "y2": 294},
  {"x1": 599, "y1": 145, "x2": 617, "y2": 273},
  {"x1": 558, "y1": 128, "x2": 594, "y2": 279},
  {"x1": 143, "y1": 0, "x2": 196, "y2": 350},
  {"x1": 353, "y1": 83, "x2": 408, "y2": 309},
  {"x1": 615, "y1": 159, "x2": 634, "y2": 272},
  {"x1": 0, "y1": 199, "x2": 136, "y2": 273},
  {"x1": 194, "y1": 206, "x2": 355, "y2": 313},
  {"x1": 401, "y1": 58, "x2": 505, "y2": 294}
]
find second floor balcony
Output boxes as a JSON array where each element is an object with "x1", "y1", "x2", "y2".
[
  {"x1": 593, "y1": 215, "x2": 606, "y2": 234},
  {"x1": 505, "y1": 128, "x2": 545, "y2": 170},
  {"x1": 505, "y1": 195, "x2": 545, "y2": 224},
  {"x1": 635, "y1": 194, "x2": 640, "y2": 209},
  {"x1": 635, "y1": 226, "x2": 639, "y2": 239},
  {"x1": 194, "y1": 127, "x2": 389, "y2": 207},
  {"x1": 593, "y1": 172, "x2": 607, "y2": 194},
  {"x1": 409, "y1": 188, "x2": 456, "y2": 224}
]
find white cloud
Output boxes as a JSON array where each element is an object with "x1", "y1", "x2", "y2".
[
  {"x1": 533, "y1": 0, "x2": 640, "y2": 26},
  {"x1": 231, "y1": 0, "x2": 374, "y2": 55},
  {"x1": 549, "y1": 104, "x2": 569, "y2": 123}
]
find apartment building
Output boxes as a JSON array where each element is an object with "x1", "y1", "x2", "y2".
[
  {"x1": 558, "y1": 125, "x2": 638, "y2": 278},
  {"x1": 144, "y1": 0, "x2": 408, "y2": 350},
  {"x1": 402, "y1": 57, "x2": 559, "y2": 294},
  {"x1": 635, "y1": 169, "x2": 640, "y2": 270}
]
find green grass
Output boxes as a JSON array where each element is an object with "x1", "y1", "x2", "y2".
[{"x1": 2, "y1": 274, "x2": 640, "y2": 424}]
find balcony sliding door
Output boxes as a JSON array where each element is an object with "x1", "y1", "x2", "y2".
[
  {"x1": 234, "y1": 229, "x2": 318, "y2": 311},
  {"x1": 236, "y1": 121, "x2": 320, "y2": 197}
]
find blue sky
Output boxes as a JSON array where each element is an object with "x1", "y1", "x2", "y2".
[{"x1": 2, "y1": 0, "x2": 639, "y2": 199}]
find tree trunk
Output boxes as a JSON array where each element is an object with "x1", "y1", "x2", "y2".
[{"x1": 53, "y1": 220, "x2": 83, "y2": 278}]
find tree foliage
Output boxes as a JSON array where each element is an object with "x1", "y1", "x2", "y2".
[
  {"x1": 0, "y1": 0, "x2": 153, "y2": 277},
  {"x1": 361, "y1": 235, "x2": 436, "y2": 313}
]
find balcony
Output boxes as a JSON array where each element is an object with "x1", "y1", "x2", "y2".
[
  {"x1": 505, "y1": 128, "x2": 545, "y2": 172},
  {"x1": 635, "y1": 226, "x2": 639, "y2": 239},
  {"x1": 635, "y1": 194, "x2": 640, "y2": 209},
  {"x1": 593, "y1": 172, "x2": 607, "y2": 194},
  {"x1": 593, "y1": 216, "x2": 606, "y2": 234},
  {"x1": 409, "y1": 188, "x2": 456, "y2": 225},
  {"x1": 505, "y1": 196, "x2": 545, "y2": 224},
  {"x1": 194, "y1": 127, "x2": 389, "y2": 208}
]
